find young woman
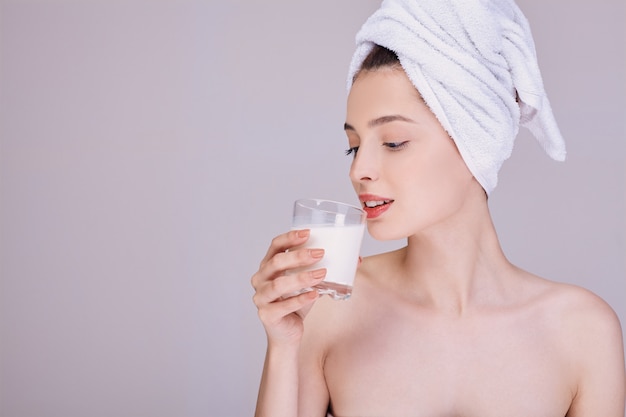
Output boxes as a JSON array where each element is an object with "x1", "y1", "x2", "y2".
[{"x1": 251, "y1": 1, "x2": 625, "y2": 416}]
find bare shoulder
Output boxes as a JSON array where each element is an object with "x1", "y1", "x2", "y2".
[
  {"x1": 537, "y1": 277, "x2": 622, "y2": 340},
  {"x1": 551, "y1": 280, "x2": 624, "y2": 365},
  {"x1": 524, "y1": 273, "x2": 625, "y2": 412},
  {"x1": 518, "y1": 272, "x2": 622, "y2": 344}
]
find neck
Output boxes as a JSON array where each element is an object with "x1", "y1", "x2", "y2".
[{"x1": 396, "y1": 193, "x2": 514, "y2": 314}]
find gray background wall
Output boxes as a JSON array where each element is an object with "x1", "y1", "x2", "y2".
[{"x1": 1, "y1": 0, "x2": 623, "y2": 416}]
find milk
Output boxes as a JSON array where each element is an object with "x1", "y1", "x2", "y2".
[{"x1": 291, "y1": 224, "x2": 365, "y2": 286}]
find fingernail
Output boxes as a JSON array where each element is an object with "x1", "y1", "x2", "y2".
[
  {"x1": 311, "y1": 269, "x2": 326, "y2": 279},
  {"x1": 305, "y1": 290, "x2": 319, "y2": 300},
  {"x1": 296, "y1": 229, "x2": 310, "y2": 238},
  {"x1": 310, "y1": 249, "x2": 324, "y2": 258}
]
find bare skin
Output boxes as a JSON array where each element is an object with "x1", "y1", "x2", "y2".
[{"x1": 252, "y1": 68, "x2": 626, "y2": 417}]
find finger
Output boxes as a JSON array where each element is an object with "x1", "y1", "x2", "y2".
[
  {"x1": 252, "y1": 248, "x2": 323, "y2": 289},
  {"x1": 254, "y1": 268, "x2": 326, "y2": 305},
  {"x1": 264, "y1": 248, "x2": 324, "y2": 278},
  {"x1": 260, "y1": 229, "x2": 310, "y2": 265},
  {"x1": 257, "y1": 290, "x2": 319, "y2": 327}
]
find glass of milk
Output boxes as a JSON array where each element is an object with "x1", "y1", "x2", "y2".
[{"x1": 290, "y1": 198, "x2": 366, "y2": 300}]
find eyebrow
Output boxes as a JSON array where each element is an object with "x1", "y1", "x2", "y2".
[{"x1": 343, "y1": 114, "x2": 416, "y2": 131}]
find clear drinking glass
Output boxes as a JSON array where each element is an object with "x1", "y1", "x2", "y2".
[{"x1": 290, "y1": 198, "x2": 366, "y2": 300}]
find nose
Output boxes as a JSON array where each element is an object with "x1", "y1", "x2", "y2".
[{"x1": 349, "y1": 145, "x2": 379, "y2": 184}]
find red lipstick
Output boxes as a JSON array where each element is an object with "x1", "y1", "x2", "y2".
[{"x1": 359, "y1": 194, "x2": 394, "y2": 219}]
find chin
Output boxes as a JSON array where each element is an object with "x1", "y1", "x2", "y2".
[{"x1": 366, "y1": 222, "x2": 408, "y2": 241}]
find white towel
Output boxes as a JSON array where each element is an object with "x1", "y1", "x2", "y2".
[{"x1": 347, "y1": 0, "x2": 566, "y2": 194}]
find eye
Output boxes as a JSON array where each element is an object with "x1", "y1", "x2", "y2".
[
  {"x1": 383, "y1": 141, "x2": 409, "y2": 150},
  {"x1": 345, "y1": 146, "x2": 359, "y2": 157}
]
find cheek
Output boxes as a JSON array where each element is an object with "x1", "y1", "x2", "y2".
[
  {"x1": 398, "y1": 145, "x2": 474, "y2": 222},
  {"x1": 420, "y1": 149, "x2": 474, "y2": 216},
  {"x1": 417, "y1": 135, "x2": 473, "y2": 187},
  {"x1": 438, "y1": 148, "x2": 474, "y2": 192}
]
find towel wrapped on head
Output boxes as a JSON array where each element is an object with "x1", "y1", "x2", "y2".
[{"x1": 347, "y1": 0, "x2": 566, "y2": 194}]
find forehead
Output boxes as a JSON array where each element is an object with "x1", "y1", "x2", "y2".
[{"x1": 346, "y1": 68, "x2": 426, "y2": 124}]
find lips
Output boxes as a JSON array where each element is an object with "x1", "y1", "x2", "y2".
[{"x1": 359, "y1": 194, "x2": 394, "y2": 219}]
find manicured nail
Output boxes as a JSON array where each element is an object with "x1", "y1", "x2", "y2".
[
  {"x1": 296, "y1": 229, "x2": 310, "y2": 238},
  {"x1": 305, "y1": 290, "x2": 319, "y2": 300},
  {"x1": 310, "y1": 249, "x2": 324, "y2": 258},
  {"x1": 310, "y1": 269, "x2": 327, "y2": 279}
]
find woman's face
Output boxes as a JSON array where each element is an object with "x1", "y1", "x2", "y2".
[{"x1": 345, "y1": 68, "x2": 478, "y2": 240}]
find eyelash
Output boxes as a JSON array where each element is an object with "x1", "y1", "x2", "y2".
[
  {"x1": 384, "y1": 141, "x2": 409, "y2": 150},
  {"x1": 345, "y1": 146, "x2": 359, "y2": 157},
  {"x1": 344, "y1": 141, "x2": 409, "y2": 157}
]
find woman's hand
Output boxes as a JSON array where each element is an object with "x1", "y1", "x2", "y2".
[{"x1": 251, "y1": 229, "x2": 326, "y2": 345}]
